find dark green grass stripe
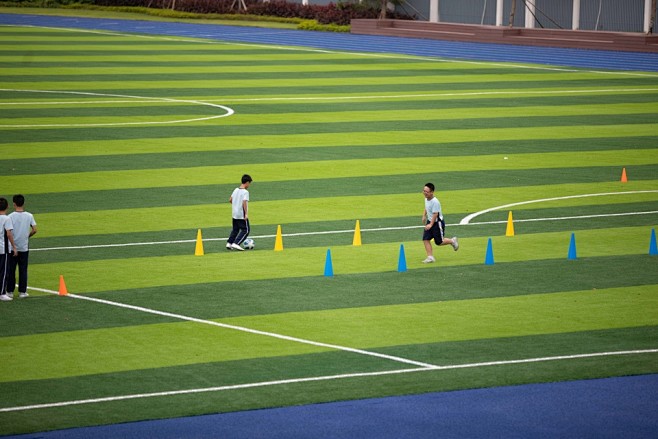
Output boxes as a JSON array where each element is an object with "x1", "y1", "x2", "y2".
[
  {"x1": 0, "y1": 58, "x2": 421, "y2": 68},
  {"x1": 3, "y1": 113, "x2": 657, "y2": 144},
  {"x1": 4, "y1": 77, "x2": 655, "y2": 99},
  {"x1": 0, "y1": 68, "x2": 566, "y2": 83},
  {"x1": 10, "y1": 255, "x2": 658, "y2": 334},
  {"x1": 0, "y1": 48, "x2": 327, "y2": 56},
  {"x1": 4, "y1": 94, "x2": 658, "y2": 121},
  {"x1": 16, "y1": 166, "x2": 658, "y2": 215},
  {"x1": 6, "y1": 138, "x2": 657, "y2": 176},
  {"x1": 1, "y1": 326, "x2": 654, "y2": 412},
  {"x1": 230, "y1": 93, "x2": 658, "y2": 114},
  {"x1": 28, "y1": 206, "x2": 657, "y2": 263}
]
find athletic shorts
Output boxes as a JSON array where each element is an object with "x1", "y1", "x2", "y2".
[{"x1": 422, "y1": 219, "x2": 445, "y2": 245}]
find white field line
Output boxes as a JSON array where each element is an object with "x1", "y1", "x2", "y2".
[
  {"x1": 1, "y1": 348, "x2": 656, "y2": 413},
  {"x1": 221, "y1": 88, "x2": 658, "y2": 102},
  {"x1": 25, "y1": 286, "x2": 436, "y2": 370},
  {"x1": 7, "y1": 24, "x2": 658, "y2": 78},
  {"x1": 460, "y1": 190, "x2": 658, "y2": 224},
  {"x1": 32, "y1": 210, "x2": 658, "y2": 252},
  {"x1": 0, "y1": 89, "x2": 234, "y2": 128}
]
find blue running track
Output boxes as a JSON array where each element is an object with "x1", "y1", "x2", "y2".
[
  {"x1": 3, "y1": 374, "x2": 658, "y2": 438},
  {"x1": 2, "y1": 13, "x2": 658, "y2": 71}
]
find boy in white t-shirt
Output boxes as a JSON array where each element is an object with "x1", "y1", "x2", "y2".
[
  {"x1": 8, "y1": 195, "x2": 37, "y2": 299},
  {"x1": 0, "y1": 197, "x2": 18, "y2": 302},
  {"x1": 226, "y1": 174, "x2": 252, "y2": 251},
  {"x1": 422, "y1": 183, "x2": 459, "y2": 264}
]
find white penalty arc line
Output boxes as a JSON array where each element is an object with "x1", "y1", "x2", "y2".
[
  {"x1": 0, "y1": 89, "x2": 234, "y2": 127},
  {"x1": 1, "y1": 348, "x2": 656, "y2": 413},
  {"x1": 460, "y1": 190, "x2": 658, "y2": 225},
  {"x1": 26, "y1": 286, "x2": 435, "y2": 370}
]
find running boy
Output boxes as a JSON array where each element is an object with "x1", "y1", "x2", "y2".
[{"x1": 422, "y1": 183, "x2": 458, "y2": 263}]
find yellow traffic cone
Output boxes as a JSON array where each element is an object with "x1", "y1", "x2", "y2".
[
  {"x1": 353, "y1": 220, "x2": 362, "y2": 246},
  {"x1": 274, "y1": 225, "x2": 284, "y2": 251},
  {"x1": 505, "y1": 211, "x2": 515, "y2": 237},
  {"x1": 195, "y1": 229, "x2": 204, "y2": 256}
]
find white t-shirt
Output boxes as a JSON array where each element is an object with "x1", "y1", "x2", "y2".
[
  {"x1": 9, "y1": 211, "x2": 36, "y2": 252},
  {"x1": 231, "y1": 187, "x2": 250, "y2": 220},
  {"x1": 0, "y1": 215, "x2": 14, "y2": 254},
  {"x1": 425, "y1": 197, "x2": 443, "y2": 223}
]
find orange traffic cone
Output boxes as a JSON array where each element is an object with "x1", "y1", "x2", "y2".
[
  {"x1": 621, "y1": 167, "x2": 628, "y2": 183},
  {"x1": 58, "y1": 275, "x2": 68, "y2": 296}
]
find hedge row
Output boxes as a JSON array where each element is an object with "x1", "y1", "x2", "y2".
[{"x1": 91, "y1": 0, "x2": 413, "y2": 26}]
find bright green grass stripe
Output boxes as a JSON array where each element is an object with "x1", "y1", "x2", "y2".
[
  {"x1": 27, "y1": 181, "x2": 658, "y2": 237},
  {"x1": 0, "y1": 63, "x2": 554, "y2": 76},
  {"x1": 5, "y1": 103, "x2": 656, "y2": 127},
  {"x1": 5, "y1": 124, "x2": 658, "y2": 158},
  {"x1": 27, "y1": 226, "x2": 657, "y2": 293},
  {"x1": 6, "y1": 150, "x2": 656, "y2": 195},
  {"x1": 3, "y1": 71, "x2": 651, "y2": 91},
  {"x1": 0, "y1": 318, "x2": 328, "y2": 383},
  {"x1": 1, "y1": 285, "x2": 655, "y2": 383},
  {"x1": 220, "y1": 285, "x2": 658, "y2": 350}
]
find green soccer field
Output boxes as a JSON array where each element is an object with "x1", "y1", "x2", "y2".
[{"x1": 1, "y1": 23, "x2": 657, "y2": 435}]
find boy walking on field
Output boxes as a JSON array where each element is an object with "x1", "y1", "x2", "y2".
[
  {"x1": 422, "y1": 183, "x2": 458, "y2": 263},
  {"x1": 226, "y1": 174, "x2": 252, "y2": 251}
]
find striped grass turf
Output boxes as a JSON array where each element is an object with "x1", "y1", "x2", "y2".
[{"x1": 0, "y1": 23, "x2": 657, "y2": 435}]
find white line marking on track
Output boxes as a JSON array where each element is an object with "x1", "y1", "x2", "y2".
[
  {"x1": 26, "y1": 286, "x2": 436, "y2": 370},
  {"x1": 1, "y1": 348, "x2": 656, "y2": 413},
  {"x1": 460, "y1": 190, "x2": 658, "y2": 225}
]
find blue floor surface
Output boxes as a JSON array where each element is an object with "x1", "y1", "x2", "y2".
[
  {"x1": 2, "y1": 13, "x2": 658, "y2": 71},
  {"x1": 4, "y1": 374, "x2": 658, "y2": 438}
]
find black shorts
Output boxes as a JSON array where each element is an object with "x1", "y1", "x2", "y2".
[{"x1": 422, "y1": 219, "x2": 445, "y2": 245}]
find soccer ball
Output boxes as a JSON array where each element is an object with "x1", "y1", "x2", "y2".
[{"x1": 242, "y1": 238, "x2": 255, "y2": 250}]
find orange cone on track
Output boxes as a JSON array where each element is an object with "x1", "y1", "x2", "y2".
[
  {"x1": 58, "y1": 275, "x2": 68, "y2": 296},
  {"x1": 621, "y1": 167, "x2": 628, "y2": 183}
]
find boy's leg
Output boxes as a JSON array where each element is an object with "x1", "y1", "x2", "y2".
[
  {"x1": 6, "y1": 253, "x2": 17, "y2": 294},
  {"x1": 17, "y1": 252, "x2": 29, "y2": 294},
  {"x1": 0, "y1": 254, "x2": 11, "y2": 300},
  {"x1": 234, "y1": 219, "x2": 250, "y2": 245},
  {"x1": 227, "y1": 219, "x2": 240, "y2": 246}
]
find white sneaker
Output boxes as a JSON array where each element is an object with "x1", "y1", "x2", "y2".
[
  {"x1": 0, "y1": 294, "x2": 12, "y2": 301},
  {"x1": 422, "y1": 256, "x2": 435, "y2": 264},
  {"x1": 19, "y1": 292, "x2": 29, "y2": 298},
  {"x1": 226, "y1": 243, "x2": 232, "y2": 250},
  {"x1": 452, "y1": 237, "x2": 459, "y2": 251},
  {"x1": 231, "y1": 243, "x2": 245, "y2": 251}
]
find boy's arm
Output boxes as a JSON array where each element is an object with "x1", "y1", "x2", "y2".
[
  {"x1": 242, "y1": 200, "x2": 248, "y2": 219},
  {"x1": 30, "y1": 225, "x2": 37, "y2": 237},
  {"x1": 7, "y1": 229, "x2": 17, "y2": 256}
]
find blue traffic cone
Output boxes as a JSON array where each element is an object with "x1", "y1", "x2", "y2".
[
  {"x1": 485, "y1": 238, "x2": 494, "y2": 265},
  {"x1": 568, "y1": 233, "x2": 577, "y2": 260},
  {"x1": 650, "y1": 229, "x2": 657, "y2": 256},
  {"x1": 324, "y1": 249, "x2": 334, "y2": 277},
  {"x1": 398, "y1": 244, "x2": 407, "y2": 272}
]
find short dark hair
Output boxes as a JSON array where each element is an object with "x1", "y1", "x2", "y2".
[
  {"x1": 425, "y1": 183, "x2": 435, "y2": 192},
  {"x1": 242, "y1": 174, "x2": 253, "y2": 184},
  {"x1": 13, "y1": 194, "x2": 25, "y2": 207},
  {"x1": 0, "y1": 198, "x2": 7, "y2": 211}
]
